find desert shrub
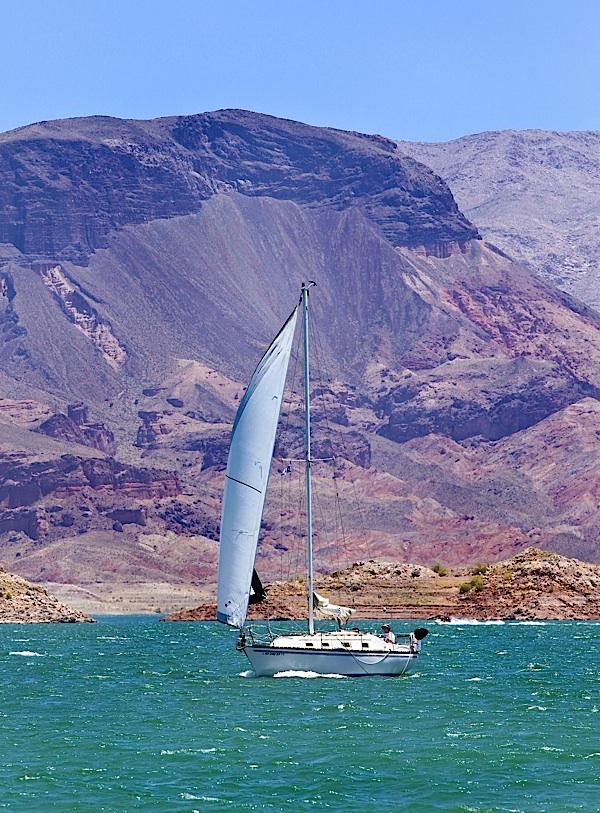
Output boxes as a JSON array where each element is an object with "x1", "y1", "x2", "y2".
[
  {"x1": 459, "y1": 575, "x2": 485, "y2": 594},
  {"x1": 503, "y1": 569, "x2": 513, "y2": 581},
  {"x1": 472, "y1": 563, "x2": 488, "y2": 575},
  {"x1": 432, "y1": 563, "x2": 447, "y2": 576}
]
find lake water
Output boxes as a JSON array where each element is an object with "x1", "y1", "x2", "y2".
[{"x1": 0, "y1": 617, "x2": 598, "y2": 812}]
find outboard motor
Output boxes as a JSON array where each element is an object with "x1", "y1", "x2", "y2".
[{"x1": 410, "y1": 627, "x2": 429, "y2": 653}]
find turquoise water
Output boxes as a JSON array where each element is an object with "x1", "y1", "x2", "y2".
[{"x1": 0, "y1": 618, "x2": 598, "y2": 812}]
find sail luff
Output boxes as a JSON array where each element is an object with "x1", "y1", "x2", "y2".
[{"x1": 216, "y1": 307, "x2": 298, "y2": 628}]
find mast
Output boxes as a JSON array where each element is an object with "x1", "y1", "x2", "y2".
[{"x1": 301, "y1": 282, "x2": 316, "y2": 635}]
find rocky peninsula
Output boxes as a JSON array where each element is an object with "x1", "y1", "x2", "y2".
[
  {"x1": 0, "y1": 566, "x2": 92, "y2": 623},
  {"x1": 164, "y1": 548, "x2": 600, "y2": 623}
]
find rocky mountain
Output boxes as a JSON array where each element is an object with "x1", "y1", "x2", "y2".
[
  {"x1": 1, "y1": 110, "x2": 600, "y2": 610},
  {"x1": 398, "y1": 130, "x2": 600, "y2": 308}
]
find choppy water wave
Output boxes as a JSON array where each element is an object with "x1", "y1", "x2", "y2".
[
  {"x1": 9, "y1": 650, "x2": 46, "y2": 657},
  {"x1": 0, "y1": 616, "x2": 598, "y2": 812},
  {"x1": 440, "y1": 618, "x2": 505, "y2": 625}
]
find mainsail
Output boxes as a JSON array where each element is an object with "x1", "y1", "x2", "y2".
[{"x1": 216, "y1": 307, "x2": 298, "y2": 627}]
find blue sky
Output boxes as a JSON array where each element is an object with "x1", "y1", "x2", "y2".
[{"x1": 1, "y1": 0, "x2": 598, "y2": 141}]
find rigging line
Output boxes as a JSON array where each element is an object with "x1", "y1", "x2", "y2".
[
  {"x1": 310, "y1": 462, "x2": 331, "y2": 576},
  {"x1": 307, "y1": 316, "x2": 355, "y2": 571},
  {"x1": 291, "y1": 460, "x2": 305, "y2": 580},
  {"x1": 309, "y1": 318, "x2": 372, "y2": 565},
  {"x1": 306, "y1": 316, "x2": 347, "y2": 578},
  {"x1": 313, "y1": 324, "x2": 351, "y2": 604}
]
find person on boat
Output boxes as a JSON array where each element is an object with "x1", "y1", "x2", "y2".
[{"x1": 381, "y1": 624, "x2": 396, "y2": 644}]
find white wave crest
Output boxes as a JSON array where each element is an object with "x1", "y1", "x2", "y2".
[
  {"x1": 510, "y1": 621, "x2": 547, "y2": 625},
  {"x1": 9, "y1": 650, "x2": 46, "y2": 657},
  {"x1": 447, "y1": 618, "x2": 504, "y2": 625}
]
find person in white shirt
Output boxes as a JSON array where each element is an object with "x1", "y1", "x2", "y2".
[{"x1": 381, "y1": 624, "x2": 396, "y2": 645}]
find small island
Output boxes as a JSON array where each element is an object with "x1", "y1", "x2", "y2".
[{"x1": 164, "y1": 548, "x2": 600, "y2": 623}]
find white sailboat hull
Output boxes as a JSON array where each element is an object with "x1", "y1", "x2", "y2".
[{"x1": 243, "y1": 640, "x2": 419, "y2": 677}]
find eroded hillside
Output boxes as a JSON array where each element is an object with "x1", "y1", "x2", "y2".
[{"x1": 0, "y1": 111, "x2": 599, "y2": 609}]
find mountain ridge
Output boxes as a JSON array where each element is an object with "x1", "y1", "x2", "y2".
[
  {"x1": 0, "y1": 110, "x2": 600, "y2": 609},
  {"x1": 398, "y1": 128, "x2": 600, "y2": 308}
]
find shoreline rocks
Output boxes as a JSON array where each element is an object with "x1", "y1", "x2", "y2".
[
  {"x1": 0, "y1": 567, "x2": 93, "y2": 623},
  {"x1": 163, "y1": 548, "x2": 600, "y2": 622}
]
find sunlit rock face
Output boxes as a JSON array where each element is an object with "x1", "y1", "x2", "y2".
[{"x1": 399, "y1": 129, "x2": 600, "y2": 308}]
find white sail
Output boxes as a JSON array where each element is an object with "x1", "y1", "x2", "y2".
[{"x1": 216, "y1": 307, "x2": 298, "y2": 627}]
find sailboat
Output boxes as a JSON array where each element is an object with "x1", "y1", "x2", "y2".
[{"x1": 216, "y1": 283, "x2": 428, "y2": 677}]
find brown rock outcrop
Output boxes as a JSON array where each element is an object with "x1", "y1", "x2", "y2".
[
  {"x1": 0, "y1": 566, "x2": 93, "y2": 623},
  {"x1": 0, "y1": 454, "x2": 180, "y2": 509},
  {"x1": 458, "y1": 548, "x2": 600, "y2": 620},
  {"x1": 0, "y1": 507, "x2": 46, "y2": 540},
  {"x1": 135, "y1": 411, "x2": 170, "y2": 448},
  {"x1": 107, "y1": 506, "x2": 147, "y2": 527},
  {"x1": 164, "y1": 549, "x2": 600, "y2": 622},
  {"x1": 37, "y1": 403, "x2": 116, "y2": 455}
]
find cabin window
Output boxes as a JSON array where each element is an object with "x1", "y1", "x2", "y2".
[
  {"x1": 306, "y1": 642, "x2": 314, "y2": 648},
  {"x1": 342, "y1": 642, "x2": 350, "y2": 648},
  {"x1": 322, "y1": 642, "x2": 329, "y2": 647},
  {"x1": 362, "y1": 643, "x2": 369, "y2": 649}
]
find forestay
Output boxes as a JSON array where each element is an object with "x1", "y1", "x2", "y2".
[{"x1": 216, "y1": 308, "x2": 298, "y2": 627}]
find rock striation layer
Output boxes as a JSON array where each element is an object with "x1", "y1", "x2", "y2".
[{"x1": 0, "y1": 110, "x2": 477, "y2": 263}]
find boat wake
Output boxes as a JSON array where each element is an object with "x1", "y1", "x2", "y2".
[
  {"x1": 240, "y1": 668, "x2": 347, "y2": 679},
  {"x1": 273, "y1": 670, "x2": 347, "y2": 679},
  {"x1": 9, "y1": 650, "x2": 46, "y2": 657}
]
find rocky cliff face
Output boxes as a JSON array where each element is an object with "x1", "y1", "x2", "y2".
[
  {"x1": 0, "y1": 454, "x2": 179, "y2": 510},
  {"x1": 0, "y1": 110, "x2": 477, "y2": 263},
  {"x1": 0, "y1": 110, "x2": 599, "y2": 605},
  {"x1": 37, "y1": 403, "x2": 116, "y2": 454}
]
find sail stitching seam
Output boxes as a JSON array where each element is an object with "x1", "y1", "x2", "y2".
[{"x1": 225, "y1": 474, "x2": 262, "y2": 495}]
